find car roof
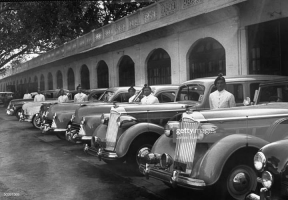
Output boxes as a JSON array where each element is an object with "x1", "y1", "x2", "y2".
[
  {"x1": 259, "y1": 77, "x2": 288, "y2": 86},
  {"x1": 181, "y1": 75, "x2": 287, "y2": 85}
]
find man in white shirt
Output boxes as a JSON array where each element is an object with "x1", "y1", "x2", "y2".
[
  {"x1": 74, "y1": 85, "x2": 87, "y2": 103},
  {"x1": 209, "y1": 74, "x2": 236, "y2": 109},
  {"x1": 58, "y1": 88, "x2": 69, "y2": 103},
  {"x1": 128, "y1": 86, "x2": 136, "y2": 103},
  {"x1": 23, "y1": 90, "x2": 32, "y2": 99},
  {"x1": 34, "y1": 89, "x2": 45, "y2": 102},
  {"x1": 141, "y1": 84, "x2": 159, "y2": 104}
]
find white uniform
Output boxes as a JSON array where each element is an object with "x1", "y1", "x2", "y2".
[
  {"x1": 58, "y1": 95, "x2": 69, "y2": 103},
  {"x1": 74, "y1": 93, "x2": 87, "y2": 103},
  {"x1": 34, "y1": 94, "x2": 45, "y2": 102},
  {"x1": 141, "y1": 94, "x2": 159, "y2": 104},
  {"x1": 23, "y1": 93, "x2": 32, "y2": 99},
  {"x1": 129, "y1": 94, "x2": 136, "y2": 103},
  {"x1": 209, "y1": 89, "x2": 236, "y2": 109}
]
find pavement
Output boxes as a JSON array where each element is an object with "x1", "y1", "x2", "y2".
[{"x1": 0, "y1": 105, "x2": 206, "y2": 200}]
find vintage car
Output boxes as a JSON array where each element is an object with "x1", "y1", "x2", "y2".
[
  {"x1": 0, "y1": 92, "x2": 14, "y2": 105},
  {"x1": 6, "y1": 92, "x2": 38, "y2": 119},
  {"x1": 139, "y1": 77, "x2": 288, "y2": 200},
  {"x1": 41, "y1": 86, "x2": 142, "y2": 139},
  {"x1": 65, "y1": 85, "x2": 178, "y2": 144},
  {"x1": 85, "y1": 75, "x2": 283, "y2": 168},
  {"x1": 246, "y1": 140, "x2": 288, "y2": 200},
  {"x1": 33, "y1": 88, "x2": 106, "y2": 130}
]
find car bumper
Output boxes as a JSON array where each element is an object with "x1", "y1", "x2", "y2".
[
  {"x1": 83, "y1": 145, "x2": 118, "y2": 160},
  {"x1": 139, "y1": 164, "x2": 205, "y2": 189},
  {"x1": 19, "y1": 115, "x2": 33, "y2": 122},
  {"x1": 40, "y1": 124, "x2": 53, "y2": 133}
]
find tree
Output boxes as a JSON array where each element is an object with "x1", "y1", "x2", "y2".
[{"x1": 0, "y1": 1, "x2": 154, "y2": 69}]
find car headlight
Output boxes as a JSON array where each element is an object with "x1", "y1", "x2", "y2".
[
  {"x1": 262, "y1": 171, "x2": 273, "y2": 189},
  {"x1": 164, "y1": 121, "x2": 179, "y2": 137},
  {"x1": 116, "y1": 116, "x2": 121, "y2": 127},
  {"x1": 53, "y1": 113, "x2": 57, "y2": 120},
  {"x1": 254, "y1": 152, "x2": 266, "y2": 171},
  {"x1": 164, "y1": 124, "x2": 173, "y2": 137},
  {"x1": 71, "y1": 114, "x2": 75, "y2": 122},
  {"x1": 160, "y1": 153, "x2": 173, "y2": 168}
]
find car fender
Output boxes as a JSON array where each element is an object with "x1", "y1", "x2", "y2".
[
  {"x1": 56, "y1": 112, "x2": 73, "y2": 129},
  {"x1": 116, "y1": 123, "x2": 164, "y2": 158},
  {"x1": 83, "y1": 115, "x2": 101, "y2": 136},
  {"x1": 195, "y1": 134, "x2": 269, "y2": 186},
  {"x1": 151, "y1": 134, "x2": 176, "y2": 158},
  {"x1": 93, "y1": 124, "x2": 107, "y2": 141}
]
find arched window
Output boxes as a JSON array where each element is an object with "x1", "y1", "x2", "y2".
[
  {"x1": 67, "y1": 68, "x2": 75, "y2": 90},
  {"x1": 119, "y1": 56, "x2": 135, "y2": 86},
  {"x1": 189, "y1": 38, "x2": 225, "y2": 79},
  {"x1": 81, "y1": 65, "x2": 90, "y2": 89},
  {"x1": 57, "y1": 71, "x2": 63, "y2": 89},
  {"x1": 147, "y1": 49, "x2": 171, "y2": 85},
  {"x1": 48, "y1": 73, "x2": 53, "y2": 90},
  {"x1": 97, "y1": 61, "x2": 109, "y2": 88},
  {"x1": 40, "y1": 74, "x2": 45, "y2": 91},
  {"x1": 33, "y1": 76, "x2": 38, "y2": 92}
]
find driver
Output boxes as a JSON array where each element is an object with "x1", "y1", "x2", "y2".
[
  {"x1": 128, "y1": 86, "x2": 136, "y2": 103},
  {"x1": 141, "y1": 84, "x2": 159, "y2": 104},
  {"x1": 209, "y1": 73, "x2": 236, "y2": 109}
]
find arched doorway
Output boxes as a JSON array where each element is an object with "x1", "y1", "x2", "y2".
[
  {"x1": 48, "y1": 73, "x2": 53, "y2": 90},
  {"x1": 189, "y1": 37, "x2": 225, "y2": 79},
  {"x1": 97, "y1": 61, "x2": 109, "y2": 88},
  {"x1": 147, "y1": 48, "x2": 171, "y2": 85},
  {"x1": 67, "y1": 68, "x2": 75, "y2": 90},
  {"x1": 118, "y1": 55, "x2": 135, "y2": 86},
  {"x1": 81, "y1": 65, "x2": 90, "y2": 89},
  {"x1": 33, "y1": 76, "x2": 38, "y2": 92},
  {"x1": 40, "y1": 74, "x2": 45, "y2": 91},
  {"x1": 57, "y1": 71, "x2": 63, "y2": 89}
]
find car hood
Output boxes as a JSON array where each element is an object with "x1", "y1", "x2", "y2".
[{"x1": 47, "y1": 103, "x2": 82, "y2": 119}]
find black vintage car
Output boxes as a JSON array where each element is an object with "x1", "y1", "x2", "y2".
[{"x1": 246, "y1": 139, "x2": 288, "y2": 200}]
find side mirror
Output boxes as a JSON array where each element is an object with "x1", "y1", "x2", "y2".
[{"x1": 243, "y1": 97, "x2": 251, "y2": 106}]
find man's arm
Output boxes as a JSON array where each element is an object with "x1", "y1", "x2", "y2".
[
  {"x1": 229, "y1": 94, "x2": 236, "y2": 107},
  {"x1": 153, "y1": 96, "x2": 159, "y2": 104}
]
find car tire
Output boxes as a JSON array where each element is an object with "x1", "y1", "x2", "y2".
[
  {"x1": 126, "y1": 135, "x2": 158, "y2": 168},
  {"x1": 56, "y1": 132, "x2": 66, "y2": 140},
  {"x1": 32, "y1": 114, "x2": 41, "y2": 129},
  {"x1": 210, "y1": 155, "x2": 257, "y2": 200}
]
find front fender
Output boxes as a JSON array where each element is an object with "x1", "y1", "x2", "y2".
[
  {"x1": 93, "y1": 124, "x2": 107, "y2": 140},
  {"x1": 151, "y1": 134, "x2": 175, "y2": 158},
  {"x1": 116, "y1": 123, "x2": 164, "y2": 158},
  {"x1": 83, "y1": 115, "x2": 101, "y2": 136},
  {"x1": 195, "y1": 134, "x2": 269, "y2": 186},
  {"x1": 56, "y1": 112, "x2": 73, "y2": 129}
]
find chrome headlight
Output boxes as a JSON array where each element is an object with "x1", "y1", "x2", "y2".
[
  {"x1": 160, "y1": 153, "x2": 173, "y2": 168},
  {"x1": 53, "y1": 113, "x2": 57, "y2": 120},
  {"x1": 254, "y1": 152, "x2": 266, "y2": 171},
  {"x1": 80, "y1": 117, "x2": 85, "y2": 125},
  {"x1": 100, "y1": 114, "x2": 109, "y2": 125},
  {"x1": 116, "y1": 116, "x2": 121, "y2": 126},
  {"x1": 164, "y1": 121, "x2": 179, "y2": 137},
  {"x1": 145, "y1": 153, "x2": 161, "y2": 164},
  {"x1": 262, "y1": 171, "x2": 273, "y2": 189}
]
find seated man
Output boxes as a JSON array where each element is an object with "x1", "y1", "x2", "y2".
[
  {"x1": 34, "y1": 89, "x2": 45, "y2": 102},
  {"x1": 141, "y1": 84, "x2": 159, "y2": 104},
  {"x1": 128, "y1": 86, "x2": 136, "y2": 103},
  {"x1": 74, "y1": 85, "x2": 87, "y2": 103}
]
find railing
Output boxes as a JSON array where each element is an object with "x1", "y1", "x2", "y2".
[{"x1": 0, "y1": 0, "x2": 245, "y2": 80}]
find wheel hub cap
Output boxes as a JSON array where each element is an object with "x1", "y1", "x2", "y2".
[{"x1": 232, "y1": 172, "x2": 250, "y2": 192}]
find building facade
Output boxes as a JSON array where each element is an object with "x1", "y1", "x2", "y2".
[{"x1": 1, "y1": 0, "x2": 287, "y2": 94}]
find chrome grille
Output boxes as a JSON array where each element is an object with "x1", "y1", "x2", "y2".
[
  {"x1": 105, "y1": 111, "x2": 120, "y2": 151},
  {"x1": 70, "y1": 122, "x2": 80, "y2": 133},
  {"x1": 174, "y1": 119, "x2": 199, "y2": 174},
  {"x1": 45, "y1": 119, "x2": 53, "y2": 126}
]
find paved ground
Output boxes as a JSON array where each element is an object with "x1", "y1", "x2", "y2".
[{"x1": 0, "y1": 105, "x2": 206, "y2": 200}]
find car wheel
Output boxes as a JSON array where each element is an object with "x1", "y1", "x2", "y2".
[
  {"x1": 56, "y1": 132, "x2": 66, "y2": 140},
  {"x1": 126, "y1": 136, "x2": 157, "y2": 167},
  {"x1": 32, "y1": 115, "x2": 41, "y2": 129},
  {"x1": 212, "y1": 162, "x2": 257, "y2": 200}
]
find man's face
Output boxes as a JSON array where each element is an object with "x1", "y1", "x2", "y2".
[
  {"x1": 77, "y1": 87, "x2": 82, "y2": 93},
  {"x1": 143, "y1": 88, "x2": 151, "y2": 96},
  {"x1": 129, "y1": 90, "x2": 135, "y2": 97},
  {"x1": 216, "y1": 79, "x2": 225, "y2": 91}
]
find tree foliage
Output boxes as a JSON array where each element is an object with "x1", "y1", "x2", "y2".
[{"x1": 0, "y1": 1, "x2": 154, "y2": 69}]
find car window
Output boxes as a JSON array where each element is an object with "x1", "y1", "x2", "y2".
[
  {"x1": 88, "y1": 92, "x2": 103, "y2": 101},
  {"x1": 210, "y1": 84, "x2": 244, "y2": 103},
  {"x1": 112, "y1": 92, "x2": 129, "y2": 102},
  {"x1": 250, "y1": 83, "x2": 260, "y2": 101},
  {"x1": 258, "y1": 84, "x2": 288, "y2": 103},
  {"x1": 176, "y1": 84, "x2": 205, "y2": 102},
  {"x1": 157, "y1": 92, "x2": 175, "y2": 103}
]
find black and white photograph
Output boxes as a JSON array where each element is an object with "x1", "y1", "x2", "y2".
[{"x1": 1, "y1": 0, "x2": 288, "y2": 199}]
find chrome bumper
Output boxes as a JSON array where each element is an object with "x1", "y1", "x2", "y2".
[
  {"x1": 84, "y1": 144, "x2": 100, "y2": 157},
  {"x1": 139, "y1": 164, "x2": 205, "y2": 189},
  {"x1": 40, "y1": 124, "x2": 52, "y2": 134},
  {"x1": 246, "y1": 188, "x2": 270, "y2": 200},
  {"x1": 83, "y1": 144, "x2": 118, "y2": 161},
  {"x1": 54, "y1": 128, "x2": 67, "y2": 132},
  {"x1": 6, "y1": 109, "x2": 14, "y2": 115}
]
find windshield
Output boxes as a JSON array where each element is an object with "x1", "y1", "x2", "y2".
[
  {"x1": 258, "y1": 84, "x2": 288, "y2": 103},
  {"x1": 98, "y1": 91, "x2": 115, "y2": 102},
  {"x1": 176, "y1": 84, "x2": 205, "y2": 103}
]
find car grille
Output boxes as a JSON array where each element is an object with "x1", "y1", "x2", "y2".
[
  {"x1": 281, "y1": 181, "x2": 288, "y2": 197},
  {"x1": 105, "y1": 111, "x2": 120, "y2": 151},
  {"x1": 45, "y1": 119, "x2": 53, "y2": 126},
  {"x1": 70, "y1": 122, "x2": 80, "y2": 134},
  {"x1": 174, "y1": 119, "x2": 200, "y2": 174}
]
